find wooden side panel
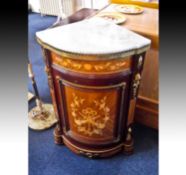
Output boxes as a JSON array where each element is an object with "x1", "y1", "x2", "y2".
[
  {"x1": 139, "y1": 49, "x2": 159, "y2": 100},
  {"x1": 135, "y1": 49, "x2": 159, "y2": 129},
  {"x1": 135, "y1": 96, "x2": 158, "y2": 129}
]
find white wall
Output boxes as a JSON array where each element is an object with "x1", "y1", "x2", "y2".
[
  {"x1": 29, "y1": 0, "x2": 40, "y2": 13},
  {"x1": 29, "y1": 0, "x2": 109, "y2": 14},
  {"x1": 82, "y1": 0, "x2": 109, "y2": 9}
]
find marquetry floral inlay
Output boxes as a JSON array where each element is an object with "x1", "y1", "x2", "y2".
[
  {"x1": 70, "y1": 94, "x2": 110, "y2": 136},
  {"x1": 52, "y1": 55, "x2": 131, "y2": 73}
]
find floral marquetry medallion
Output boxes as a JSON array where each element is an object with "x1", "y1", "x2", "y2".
[
  {"x1": 71, "y1": 94, "x2": 110, "y2": 136},
  {"x1": 63, "y1": 85, "x2": 119, "y2": 139}
]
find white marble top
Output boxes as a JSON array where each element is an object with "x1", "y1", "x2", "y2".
[{"x1": 36, "y1": 18, "x2": 151, "y2": 56}]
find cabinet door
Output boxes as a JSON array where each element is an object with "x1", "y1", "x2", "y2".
[{"x1": 54, "y1": 76, "x2": 127, "y2": 146}]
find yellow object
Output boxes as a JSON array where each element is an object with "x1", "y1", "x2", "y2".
[{"x1": 110, "y1": 0, "x2": 159, "y2": 9}]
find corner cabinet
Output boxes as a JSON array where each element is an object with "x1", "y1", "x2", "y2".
[{"x1": 36, "y1": 18, "x2": 151, "y2": 158}]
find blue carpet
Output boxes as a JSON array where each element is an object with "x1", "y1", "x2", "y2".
[{"x1": 28, "y1": 13, "x2": 158, "y2": 175}]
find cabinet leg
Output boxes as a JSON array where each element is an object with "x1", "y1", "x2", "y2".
[
  {"x1": 53, "y1": 125, "x2": 63, "y2": 145},
  {"x1": 123, "y1": 127, "x2": 134, "y2": 155}
]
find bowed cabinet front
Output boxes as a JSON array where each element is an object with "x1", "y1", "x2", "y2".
[{"x1": 42, "y1": 48, "x2": 146, "y2": 158}]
